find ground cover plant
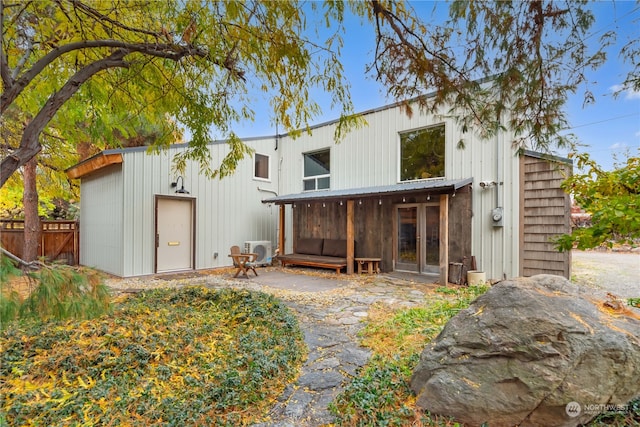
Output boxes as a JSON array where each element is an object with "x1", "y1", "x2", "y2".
[
  {"x1": 1, "y1": 286, "x2": 306, "y2": 426},
  {"x1": 330, "y1": 285, "x2": 488, "y2": 426},
  {"x1": 330, "y1": 285, "x2": 640, "y2": 426}
]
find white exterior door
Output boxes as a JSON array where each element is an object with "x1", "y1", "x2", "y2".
[{"x1": 156, "y1": 197, "x2": 194, "y2": 273}]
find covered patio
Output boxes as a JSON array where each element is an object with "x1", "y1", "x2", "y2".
[{"x1": 262, "y1": 178, "x2": 473, "y2": 284}]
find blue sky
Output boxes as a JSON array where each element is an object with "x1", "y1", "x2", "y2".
[{"x1": 231, "y1": 1, "x2": 640, "y2": 171}]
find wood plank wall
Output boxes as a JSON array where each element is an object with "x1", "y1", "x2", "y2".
[
  {"x1": 0, "y1": 220, "x2": 79, "y2": 265},
  {"x1": 289, "y1": 184, "x2": 473, "y2": 274},
  {"x1": 520, "y1": 156, "x2": 571, "y2": 278},
  {"x1": 448, "y1": 186, "x2": 472, "y2": 265}
]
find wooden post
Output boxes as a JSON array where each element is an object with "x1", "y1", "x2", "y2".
[
  {"x1": 278, "y1": 204, "x2": 286, "y2": 257},
  {"x1": 346, "y1": 199, "x2": 355, "y2": 274},
  {"x1": 74, "y1": 221, "x2": 79, "y2": 265},
  {"x1": 439, "y1": 194, "x2": 449, "y2": 285}
]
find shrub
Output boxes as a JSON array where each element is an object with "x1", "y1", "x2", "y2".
[{"x1": 1, "y1": 286, "x2": 306, "y2": 426}]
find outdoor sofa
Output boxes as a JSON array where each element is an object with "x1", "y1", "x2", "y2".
[{"x1": 277, "y1": 237, "x2": 354, "y2": 274}]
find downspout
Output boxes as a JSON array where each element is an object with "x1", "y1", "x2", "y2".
[
  {"x1": 496, "y1": 115, "x2": 506, "y2": 280},
  {"x1": 257, "y1": 187, "x2": 278, "y2": 197}
]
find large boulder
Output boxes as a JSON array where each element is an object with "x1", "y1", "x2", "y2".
[{"x1": 410, "y1": 275, "x2": 640, "y2": 427}]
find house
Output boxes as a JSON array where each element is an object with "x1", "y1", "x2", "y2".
[{"x1": 66, "y1": 99, "x2": 572, "y2": 282}]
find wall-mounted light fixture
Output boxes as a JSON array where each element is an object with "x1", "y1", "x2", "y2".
[{"x1": 171, "y1": 176, "x2": 189, "y2": 194}]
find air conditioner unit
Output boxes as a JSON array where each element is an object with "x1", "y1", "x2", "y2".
[{"x1": 244, "y1": 240, "x2": 273, "y2": 266}]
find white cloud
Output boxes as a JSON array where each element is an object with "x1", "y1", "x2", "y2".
[
  {"x1": 609, "y1": 84, "x2": 640, "y2": 100},
  {"x1": 626, "y1": 89, "x2": 640, "y2": 100}
]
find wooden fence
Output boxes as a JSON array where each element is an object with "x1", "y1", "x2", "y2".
[{"x1": 0, "y1": 220, "x2": 79, "y2": 265}]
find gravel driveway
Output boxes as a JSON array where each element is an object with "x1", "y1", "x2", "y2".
[{"x1": 571, "y1": 250, "x2": 640, "y2": 299}]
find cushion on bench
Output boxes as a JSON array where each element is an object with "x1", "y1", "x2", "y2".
[
  {"x1": 321, "y1": 239, "x2": 347, "y2": 258},
  {"x1": 295, "y1": 238, "x2": 324, "y2": 256}
]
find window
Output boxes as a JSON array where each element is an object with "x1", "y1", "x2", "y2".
[
  {"x1": 254, "y1": 153, "x2": 270, "y2": 180},
  {"x1": 400, "y1": 124, "x2": 445, "y2": 181},
  {"x1": 303, "y1": 149, "x2": 330, "y2": 191}
]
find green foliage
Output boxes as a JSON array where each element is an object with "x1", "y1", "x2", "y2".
[
  {"x1": 0, "y1": 287, "x2": 306, "y2": 426},
  {"x1": 0, "y1": 257, "x2": 111, "y2": 326},
  {"x1": 4, "y1": 1, "x2": 639, "y2": 191},
  {"x1": 360, "y1": 1, "x2": 631, "y2": 152},
  {"x1": 0, "y1": 252, "x2": 21, "y2": 283},
  {"x1": 1, "y1": 0, "x2": 361, "y2": 187},
  {"x1": 329, "y1": 355, "x2": 420, "y2": 427},
  {"x1": 331, "y1": 285, "x2": 488, "y2": 426},
  {"x1": 556, "y1": 151, "x2": 640, "y2": 251},
  {"x1": 628, "y1": 298, "x2": 640, "y2": 308},
  {"x1": 0, "y1": 255, "x2": 22, "y2": 323}
]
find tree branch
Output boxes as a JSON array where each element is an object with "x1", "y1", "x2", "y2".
[
  {"x1": 0, "y1": 50, "x2": 129, "y2": 186},
  {"x1": 368, "y1": 0, "x2": 483, "y2": 122},
  {"x1": 0, "y1": 39, "x2": 222, "y2": 116},
  {"x1": 68, "y1": 0, "x2": 165, "y2": 40}
]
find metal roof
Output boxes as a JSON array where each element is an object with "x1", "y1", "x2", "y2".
[{"x1": 262, "y1": 177, "x2": 473, "y2": 204}]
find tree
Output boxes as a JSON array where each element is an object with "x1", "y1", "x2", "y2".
[
  {"x1": 1, "y1": 0, "x2": 358, "y2": 187},
  {"x1": 363, "y1": 0, "x2": 638, "y2": 152},
  {"x1": 2, "y1": 1, "x2": 638, "y2": 263},
  {"x1": 4, "y1": 1, "x2": 639, "y2": 187},
  {"x1": 555, "y1": 151, "x2": 640, "y2": 251}
]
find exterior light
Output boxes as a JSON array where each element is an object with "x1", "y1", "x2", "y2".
[{"x1": 171, "y1": 176, "x2": 189, "y2": 194}]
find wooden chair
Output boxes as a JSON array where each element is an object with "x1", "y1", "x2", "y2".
[{"x1": 229, "y1": 245, "x2": 258, "y2": 278}]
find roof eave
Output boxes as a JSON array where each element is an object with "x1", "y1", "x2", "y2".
[
  {"x1": 65, "y1": 152, "x2": 123, "y2": 179},
  {"x1": 262, "y1": 178, "x2": 473, "y2": 205}
]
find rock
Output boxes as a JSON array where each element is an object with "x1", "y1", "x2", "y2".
[{"x1": 410, "y1": 275, "x2": 640, "y2": 427}]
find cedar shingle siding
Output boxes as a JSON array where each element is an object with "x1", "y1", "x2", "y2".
[{"x1": 520, "y1": 154, "x2": 572, "y2": 278}]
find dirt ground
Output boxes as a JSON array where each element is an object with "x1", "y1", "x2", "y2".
[{"x1": 571, "y1": 250, "x2": 640, "y2": 299}]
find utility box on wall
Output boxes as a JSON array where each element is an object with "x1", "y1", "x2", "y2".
[{"x1": 491, "y1": 207, "x2": 504, "y2": 227}]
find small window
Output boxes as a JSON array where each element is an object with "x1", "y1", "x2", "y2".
[
  {"x1": 400, "y1": 124, "x2": 445, "y2": 181},
  {"x1": 254, "y1": 153, "x2": 270, "y2": 180},
  {"x1": 303, "y1": 149, "x2": 330, "y2": 191}
]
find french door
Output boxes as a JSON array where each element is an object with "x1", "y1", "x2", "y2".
[{"x1": 396, "y1": 203, "x2": 440, "y2": 274}]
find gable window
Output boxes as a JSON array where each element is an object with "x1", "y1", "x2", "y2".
[
  {"x1": 254, "y1": 153, "x2": 270, "y2": 181},
  {"x1": 303, "y1": 149, "x2": 330, "y2": 191},
  {"x1": 400, "y1": 124, "x2": 445, "y2": 181}
]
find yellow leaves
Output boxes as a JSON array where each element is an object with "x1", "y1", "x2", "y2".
[
  {"x1": 62, "y1": 371, "x2": 73, "y2": 386},
  {"x1": 77, "y1": 375, "x2": 96, "y2": 389},
  {"x1": 2, "y1": 287, "x2": 305, "y2": 425},
  {"x1": 7, "y1": 378, "x2": 43, "y2": 392},
  {"x1": 471, "y1": 305, "x2": 485, "y2": 316}
]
